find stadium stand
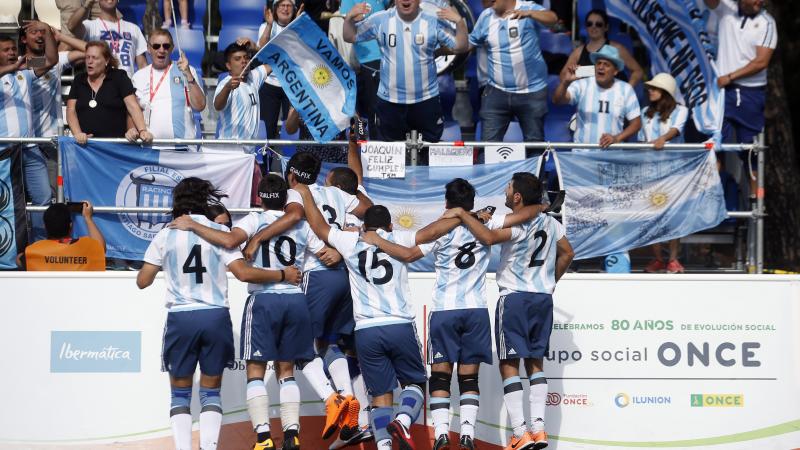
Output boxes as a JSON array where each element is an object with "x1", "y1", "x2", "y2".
[
  {"x1": 172, "y1": 27, "x2": 206, "y2": 70},
  {"x1": 217, "y1": 25, "x2": 259, "y2": 49},
  {"x1": 540, "y1": 29, "x2": 573, "y2": 56},
  {"x1": 219, "y1": 0, "x2": 263, "y2": 27}
]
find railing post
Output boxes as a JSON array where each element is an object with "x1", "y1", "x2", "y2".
[
  {"x1": 55, "y1": 137, "x2": 64, "y2": 203},
  {"x1": 407, "y1": 130, "x2": 420, "y2": 167},
  {"x1": 756, "y1": 134, "x2": 765, "y2": 274}
]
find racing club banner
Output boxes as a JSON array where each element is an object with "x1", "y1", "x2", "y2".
[
  {"x1": 606, "y1": 0, "x2": 723, "y2": 135},
  {"x1": 60, "y1": 138, "x2": 254, "y2": 260}
]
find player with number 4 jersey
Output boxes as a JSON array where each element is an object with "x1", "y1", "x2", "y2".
[
  {"x1": 446, "y1": 173, "x2": 574, "y2": 450},
  {"x1": 137, "y1": 178, "x2": 301, "y2": 450}
]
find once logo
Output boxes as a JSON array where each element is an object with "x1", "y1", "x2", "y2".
[
  {"x1": 690, "y1": 394, "x2": 744, "y2": 407},
  {"x1": 548, "y1": 393, "x2": 591, "y2": 407},
  {"x1": 50, "y1": 331, "x2": 141, "y2": 373},
  {"x1": 546, "y1": 392, "x2": 561, "y2": 406}
]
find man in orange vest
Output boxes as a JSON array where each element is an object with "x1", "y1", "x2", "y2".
[{"x1": 21, "y1": 201, "x2": 106, "y2": 271}]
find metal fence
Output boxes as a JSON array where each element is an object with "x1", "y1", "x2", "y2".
[{"x1": 4, "y1": 135, "x2": 765, "y2": 273}]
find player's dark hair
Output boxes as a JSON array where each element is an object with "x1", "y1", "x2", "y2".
[
  {"x1": 43, "y1": 203, "x2": 72, "y2": 239},
  {"x1": 171, "y1": 177, "x2": 228, "y2": 219},
  {"x1": 258, "y1": 174, "x2": 288, "y2": 211},
  {"x1": 207, "y1": 203, "x2": 232, "y2": 228},
  {"x1": 285, "y1": 151, "x2": 321, "y2": 185},
  {"x1": 223, "y1": 42, "x2": 250, "y2": 63},
  {"x1": 364, "y1": 205, "x2": 391, "y2": 231},
  {"x1": 445, "y1": 178, "x2": 475, "y2": 211},
  {"x1": 329, "y1": 167, "x2": 358, "y2": 195},
  {"x1": 511, "y1": 172, "x2": 543, "y2": 206}
]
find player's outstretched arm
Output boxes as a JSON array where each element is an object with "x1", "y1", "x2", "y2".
[
  {"x1": 348, "y1": 119, "x2": 364, "y2": 187},
  {"x1": 243, "y1": 203, "x2": 305, "y2": 261},
  {"x1": 414, "y1": 217, "x2": 461, "y2": 245},
  {"x1": 555, "y1": 236, "x2": 574, "y2": 281},
  {"x1": 361, "y1": 230, "x2": 424, "y2": 262},
  {"x1": 350, "y1": 193, "x2": 374, "y2": 219},
  {"x1": 228, "y1": 259, "x2": 302, "y2": 285},
  {"x1": 447, "y1": 208, "x2": 512, "y2": 245},
  {"x1": 137, "y1": 263, "x2": 161, "y2": 289},
  {"x1": 500, "y1": 204, "x2": 546, "y2": 228},
  {"x1": 295, "y1": 184, "x2": 333, "y2": 244},
  {"x1": 169, "y1": 215, "x2": 248, "y2": 250}
]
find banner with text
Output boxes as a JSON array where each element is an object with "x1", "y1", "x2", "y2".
[
  {"x1": 60, "y1": 138, "x2": 254, "y2": 260},
  {"x1": 360, "y1": 141, "x2": 407, "y2": 178}
]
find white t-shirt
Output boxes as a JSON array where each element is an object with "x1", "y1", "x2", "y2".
[
  {"x1": 82, "y1": 18, "x2": 147, "y2": 78},
  {"x1": 714, "y1": 0, "x2": 777, "y2": 87},
  {"x1": 132, "y1": 63, "x2": 203, "y2": 139}
]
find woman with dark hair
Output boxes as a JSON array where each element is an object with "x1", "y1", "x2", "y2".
[
  {"x1": 207, "y1": 203, "x2": 233, "y2": 229},
  {"x1": 66, "y1": 40, "x2": 153, "y2": 145},
  {"x1": 639, "y1": 73, "x2": 689, "y2": 274},
  {"x1": 560, "y1": 9, "x2": 644, "y2": 86}
]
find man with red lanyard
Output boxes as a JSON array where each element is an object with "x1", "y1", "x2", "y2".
[
  {"x1": 67, "y1": 0, "x2": 147, "y2": 77},
  {"x1": 132, "y1": 29, "x2": 206, "y2": 144}
]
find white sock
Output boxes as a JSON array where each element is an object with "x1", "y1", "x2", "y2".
[
  {"x1": 430, "y1": 396, "x2": 450, "y2": 437},
  {"x1": 502, "y1": 376, "x2": 527, "y2": 438},
  {"x1": 302, "y1": 357, "x2": 335, "y2": 399},
  {"x1": 377, "y1": 438, "x2": 393, "y2": 449},
  {"x1": 246, "y1": 379, "x2": 270, "y2": 434},
  {"x1": 459, "y1": 393, "x2": 479, "y2": 439},
  {"x1": 396, "y1": 412, "x2": 412, "y2": 429},
  {"x1": 329, "y1": 357, "x2": 354, "y2": 396},
  {"x1": 352, "y1": 373, "x2": 370, "y2": 427},
  {"x1": 170, "y1": 413, "x2": 193, "y2": 450},
  {"x1": 529, "y1": 373, "x2": 547, "y2": 432},
  {"x1": 279, "y1": 377, "x2": 301, "y2": 432},
  {"x1": 199, "y1": 410, "x2": 222, "y2": 450}
]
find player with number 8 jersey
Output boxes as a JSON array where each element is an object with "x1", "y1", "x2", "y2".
[{"x1": 137, "y1": 178, "x2": 301, "y2": 450}]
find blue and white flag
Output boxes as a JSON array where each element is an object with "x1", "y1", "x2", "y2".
[
  {"x1": 606, "y1": 0, "x2": 723, "y2": 136},
  {"x1": 556, "y1": 150, "x2": 726, "y2": 260},
  {"x1": 60, "y1": 138, "x2": 254, "y2": 260},
  {"x1": 282, "y1": 155, "x2": 542, "y2": 271},
  {"x1": 0, "y1": 146, "x2": 27, "y2": 269},
  {"x1": 255, "y1": 14, "x2": 357, "y2": 143}
]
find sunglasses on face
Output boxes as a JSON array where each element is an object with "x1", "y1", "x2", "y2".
[
  {"x1": 150, "y1": 43, "x2": 173, "y2": 50},
  {"x1": 585, "y1": 20, "x2": 605, "y2": 28}
]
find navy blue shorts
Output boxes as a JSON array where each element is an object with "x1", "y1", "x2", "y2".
[
  {"x1": 376, "y1": 96, "x2": 444, "y2": 144},
  {"x1": 304, "y1": 269, "x2": 354, "y2": 339},
  {"x1": 355, "y1": 322, "x2": 427, "y2": 396},
  {"x1": 162, "y1": 308, "x2": 235, "y2": 377},
  {"x1": 495, "y1": 293, "x2": 553, "y2": 360},
  {"x1": 722, "y1": 85, "x2": 765, "y2": 167},
  {"x1": 427, "y1": 308, "x2": 493, "y2": 365},
  {"x1": 240, "y1": 292, "x2": 315, "y2": 362}
]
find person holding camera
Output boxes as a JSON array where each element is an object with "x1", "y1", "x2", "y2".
[{"x1": 20, "y1": 201, "x2": 106, "y2": 271}]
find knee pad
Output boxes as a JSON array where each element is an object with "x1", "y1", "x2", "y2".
[
  {"x1": 170, "y1": 386, "x2": 192, "y2": 416},
  {"x1": 458, "y1": 373, "x2": 480, "y2": 394},
  {"x1": 428, "y1": 371, "x2": 451, "y2": 395}
]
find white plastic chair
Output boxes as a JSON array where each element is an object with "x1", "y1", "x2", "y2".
[
  {"x1": 35, "y1": 0, "x2": 62, "y2": 29},
  {"x1": 0, "y1": 0, "x2": 21, "y2": 29}
]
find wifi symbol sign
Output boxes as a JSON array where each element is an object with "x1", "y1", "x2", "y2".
[{"x1": 496, "y1": 147, "x2": 514, "y2": 160}]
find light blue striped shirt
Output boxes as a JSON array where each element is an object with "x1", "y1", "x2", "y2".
[
  {"x1": 328, "y1": 228, "x2": 416, "y2": 330},
  {"x1": 0, "y1": 70, "x2": 35, "y2": 151},
  {"x1": 638, "y1": 104, "x2": 688, "y2": 144},
  {"x1": 215, "y1": 65, "x2": 269, "y2": 141},
  {"x1": 568, "y1": 77, "x2": 640, "y2": 144},
  {"x1": 355, "y1": 8, "x2": 456, "y2": 104},
  {"x1": 468, "y1": 1, "x2": 548, "y2": 94},
  {"x1": 29, "y1": 52, "x2": 70, "y2": 137},
  {"x1": 144, "y1": 215, "x2": 243, "y2": 311},
  {"x1": 133, "y1": 63, "x2": 202, "y2": 139}
]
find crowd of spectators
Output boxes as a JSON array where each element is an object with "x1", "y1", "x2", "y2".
[{"x1": 0, "y1": 0, "x2": 775, "y2": 272}]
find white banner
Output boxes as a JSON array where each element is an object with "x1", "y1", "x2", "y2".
[
  {"x1": 429, "y1": 145, "x2": 474, "y2": 167},
  {"x1": 1, "y1": 274, "x2": 799, "y2": 449},
  {"x1": 485, "y1": 144, "x2": 526, "y2": 163},
  {"x1": 359, "y1": 141, "x2": 406, "y2": 179}
]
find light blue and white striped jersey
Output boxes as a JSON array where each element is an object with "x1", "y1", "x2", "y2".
[
  {"x1": 235, "y1": 210, "x2": 325, "y2": 294},
  {"x1": 258, "y1": 21, "x2": 288, "y2": 87},
  {"x1": 476, "y1": 45, "x2": 488, "y2": 87},
  {"x1": 418, "y1": 222, "x2": 500, "y2": 311},
  {"x1": 490, "y1": 213, "x2": 565, "y2": 295},
  {"x1": 328, "y1": 228, "x2": 417, "y2": 329},
  {"x1": 355, "y1": 8, "x2": 456, "y2": 104},
  {"x1": 29, "y1": 52, "x2": 70, "y2": 137},
  {"x1": 143, "y1": 214, "x2": 243, "y2": 311},
  {"x1": 215, "y1": 65, "x2": 269, "y2": 141},
  {"x1": 0, "y1": 70, "x2": 35, "y2": 151},
  {"x1": 133, "y1": 63, "x2": 202, "y2": 139},
  {"x1": 344, "y1": 185, "x2": 369, "y2": 229},
  {"x1": 568, "y1": 77, "x2": 640, "y2": 144},
  {"x1": 468, "y1": 1, "x2": 548, "y2": 94},
  {"x1": 638, "y1": 104, "x2": 688, "y2": 143},
  {"x1": 287, "y1": 185, "x2": 358, "y2": 271}
]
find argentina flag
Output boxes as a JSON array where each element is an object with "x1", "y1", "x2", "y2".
[
  {"x1": 255, "y1": 14, "x2": 357, "y2": 143},
  {"x1": 606, "y1": 0, "x2": 723, "y2": 136},
  {"x1": 556, "y1": 150, "x2": 727, "y2": 260}
]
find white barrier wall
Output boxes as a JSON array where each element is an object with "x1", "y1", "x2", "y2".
[{"x1": 1, "y1": 273, "x2": 799, "y2": 449}]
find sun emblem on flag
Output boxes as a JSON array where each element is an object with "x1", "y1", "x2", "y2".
[
  {"x1": 311, "y1": 65, "x2": 333, "y2": 88},
  {"x1": 392, "y1": 207, "x2": 421, "y2": 230},
  {"x1": 649, "y1": 191, "x2": 668, "y2": 208}
]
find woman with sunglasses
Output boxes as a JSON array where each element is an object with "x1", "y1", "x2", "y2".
[
  {"x1": 639, "y1": 73, "x2": 689, "y2": 274},
  {"x1": 559, "y1": 9, "x2": 643, "y2": 87}
]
